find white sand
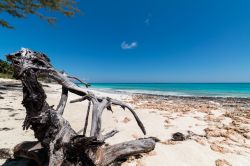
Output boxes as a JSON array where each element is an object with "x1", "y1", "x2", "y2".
[{"x1": 0, "y1": 78, "x2": 249, "y2": 166}]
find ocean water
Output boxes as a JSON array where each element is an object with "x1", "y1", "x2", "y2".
[{"x1": 85, "y1": 83, "x2": 250, "y2": 98}]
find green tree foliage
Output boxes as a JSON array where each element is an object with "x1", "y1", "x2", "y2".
[
  {"x1": 0, "y1": 0, "x2": 79, "y2": 28},
  {"x1": 0, "y1": 59, "x2": 13, "y2": 78}
]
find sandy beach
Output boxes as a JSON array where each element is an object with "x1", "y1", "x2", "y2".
[{"x1": 0, "y1": 78, "x2": 250, "y2": 166}]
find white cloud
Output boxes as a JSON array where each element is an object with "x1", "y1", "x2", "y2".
[
  {"x1": 121, "y1": 41, "x2": 138, "y2": 50},
  {"x1": 144, "y1": 18, "x2": 150, "y2": 26}
]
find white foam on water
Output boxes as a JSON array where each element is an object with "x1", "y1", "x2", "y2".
[
  {"x1": 89, "y1": 88, "x2": 191, "y2": 97},
  {"x1": 89, "y1": 87, "x2": 250, "y2": 98}
]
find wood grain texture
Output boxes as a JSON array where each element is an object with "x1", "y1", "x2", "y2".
[{"x1": 7, "y1": 48, "x2": 156, "y2": 166}]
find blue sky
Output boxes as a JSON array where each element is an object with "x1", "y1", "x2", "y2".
[{"x1": 0, "y1": 0, "x2": 250, "y2": 83}]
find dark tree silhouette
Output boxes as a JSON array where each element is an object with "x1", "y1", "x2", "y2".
[{"x1": 0, "y1": 0, "x2": 79, "y2": 28}]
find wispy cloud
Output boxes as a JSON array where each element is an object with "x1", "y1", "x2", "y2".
[
  {"x1": 144, "y1": 13, "x2": 152, "y2": 26},
  {"x1": 121, "y1": 41, "x2": 138, "y2": 50}
]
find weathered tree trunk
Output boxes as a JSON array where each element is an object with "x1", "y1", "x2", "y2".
[{"x1": 6, "y1": 48, "x2": 157, "y2": 166}]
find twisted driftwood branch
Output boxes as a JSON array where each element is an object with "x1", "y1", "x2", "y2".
[{"x1": 5, "y1": 48, "x2": 156, "y2": 166}]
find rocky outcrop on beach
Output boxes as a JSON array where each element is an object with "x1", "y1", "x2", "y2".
[{"x1": 127, "y1": 94, "x2": 250, "y2": 165}]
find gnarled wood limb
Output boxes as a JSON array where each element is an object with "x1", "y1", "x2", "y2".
[
  {"x1": 67, "y1": 75, "x2": 91, "y2": 88},
  {"x1": 56, "y1": 86, "x2": 68, "y2": 115},
  {"x1": 83, "y1": 101, "x2": 91, "y2": 135},
  {"x1": 107, "y1": 98, "x2": 146, "y2": 135},
  {"x1": 102, "y1": 138, "x2": 156, "y2": 165},
  {"x1": 71, "y1": 96, "x2": 146, "y2": 135},
  {"x1": 6, "y1": 48, "x2": 157, "y2": 166},
  {"x1": 103, "y1": 130, "x2": 119, "y2": 140},
  {"x1": 13, "y1": 141, "x2": 46, "y2": 166}
]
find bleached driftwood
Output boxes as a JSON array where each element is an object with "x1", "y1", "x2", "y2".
[{"x1": 6, "y1": 48, "x2": 156, "y2": 166}]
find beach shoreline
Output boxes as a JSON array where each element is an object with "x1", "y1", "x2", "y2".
[
  {"x1": 88, "y1": 82, "x2": 250, "y2": 98},
  {"x1": 0, "y1": 78, "x2": 250, "y2": 166}
]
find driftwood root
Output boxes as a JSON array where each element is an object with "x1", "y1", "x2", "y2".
[{"x1": 6, "y1": 48, "x2": 157, "y2": 165}]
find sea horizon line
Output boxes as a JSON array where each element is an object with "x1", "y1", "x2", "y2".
[{"x1": 87, "y1": 82, "x2": 250, "y2": 84}]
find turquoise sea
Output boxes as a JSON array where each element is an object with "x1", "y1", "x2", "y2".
[{"x1": 87, "y1": 83, "x2": 250, "y2": 98}]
